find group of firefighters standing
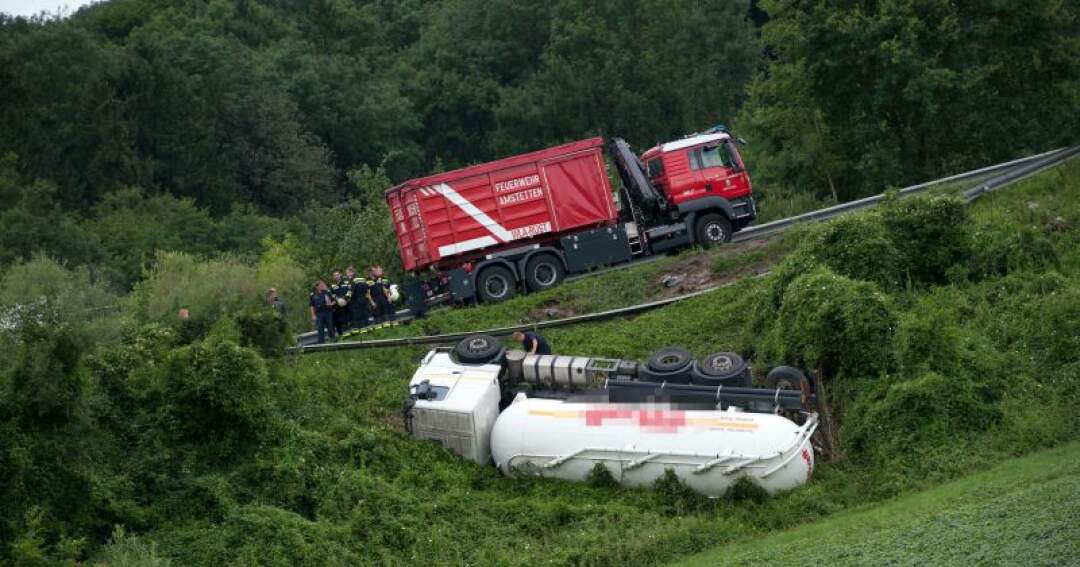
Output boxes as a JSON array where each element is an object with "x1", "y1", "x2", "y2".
[{"x1": 309, "y1": 265, "x2": 396, "y2": 344}]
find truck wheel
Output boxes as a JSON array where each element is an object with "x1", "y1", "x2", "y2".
[
  {"x1": 477, "y1": 265, "x2": 517, "y2": 303},
  {"x1": 638, "y1": 366, "x2": 692, "y2": 384},
  {"x1": 646, "y1": 347, "x2": 693, "y2": 373},
  {"x1": 454, "y1": 334, "x2": 504, "y2": 364},
  {"x1": 690, "y1": 352, "x2": 750, "y2": 387},
  {"x1": 696, "y1": 213, "x2": 732, "y2": 246},
  {"x1": 525, "y1": 254, "x2": 565, "y2": 292},
  {"x1": 765, "y1": 366, "x2": 811, "y2": 391}
]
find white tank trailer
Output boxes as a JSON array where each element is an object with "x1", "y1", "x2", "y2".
[{"x1": 403, "y1": 335, "x2": 818, "y2": 497}]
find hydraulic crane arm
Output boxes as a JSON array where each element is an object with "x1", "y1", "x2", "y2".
[{"x1": 609, "y1": 138, "x2": 667, "y2": 218}]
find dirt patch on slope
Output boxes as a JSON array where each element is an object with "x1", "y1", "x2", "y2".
[{"x1": 651, "y1": 237, "x2": 782, "y2": 298}]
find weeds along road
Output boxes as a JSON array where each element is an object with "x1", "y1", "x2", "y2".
[{"x1": 673, "y1": 442, "x2": 1080, "y2": 567}]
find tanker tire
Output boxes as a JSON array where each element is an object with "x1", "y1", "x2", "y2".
[
  {"x1": 638, "y1": 365, "x2": 692, "y2": 384},
  {"x1": 646, "y1": 347, "x2": 693, "y2": 373},
  {"x1": 690, "y1": 352, "x2": 750, "y2": 387},
  {"x1": 477, "y1": 265, "x2": 517, "y2": 303},
  {"x1": 454, "y1": 334, "x2": 504, "y2": 364},
  {"x1": 524, "y1": 254, "x2": 565, "y2": 292},
  {"x1": 765, "y1": 366, "x2": 810, "y2": 391},
  {"x1": 696, "y1": 213, "x2": 733, "y2": 246}
]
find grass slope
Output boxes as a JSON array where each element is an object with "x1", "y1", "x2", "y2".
[
  {"x1": 59, "y1": 160, "x2": 1076, "y2": 565},
  {"x1": 345, "y1": 232, "x2": 795, "y2": 342},
  {"x1": 674, "y1": 442, "x2": 1080, "y2": 566}
]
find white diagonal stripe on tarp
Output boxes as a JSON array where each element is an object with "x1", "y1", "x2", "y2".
[
  {"x1": 433, "y1": 183, "x2": 513, "y2": 242},
  {"x1": 437, "y1": 236, "x2": 498, "y2": 257}
]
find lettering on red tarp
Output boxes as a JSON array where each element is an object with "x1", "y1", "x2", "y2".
[
  {"x1": 493, "y1": 174, "x2": 540, "y2": 194},
  {"x1": 510, "y1": 221, "x2": 552, "y2": 240},
  {"x1": 497, "y1": 187, "x2": 544, "y2": 206}
]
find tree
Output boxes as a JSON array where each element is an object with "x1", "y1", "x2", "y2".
[
  {"x1": 0, "y1": 155, "x2": 103, "y2": 270},
  {"x1": 740, "y1": 0, "x2": 1080, "y2": 200}
]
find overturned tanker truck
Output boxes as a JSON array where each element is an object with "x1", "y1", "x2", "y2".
[{"x1": 403, "y1": 335, "x2": 818, "y2": 496}]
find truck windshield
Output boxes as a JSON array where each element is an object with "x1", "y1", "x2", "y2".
[
  {"x1": 689, "y1": 144, "x2": 735, "y2": 170},
  {"x1": 646, "y1": 158, "x2": 664, "y2": 177}
]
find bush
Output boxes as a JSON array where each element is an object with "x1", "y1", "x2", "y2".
[
  {"x1": 0, "y1": 256, "x2": 120, "y2": 346},
  {"x1": 762, "y1": 268, "x2": 896, "y2": 382},
  {"x1": 894, "y1": 310, "x2": 965, "y2": 378},
  {"x1": 92, "y1": 526, "x2": 171, "y2": 567},
  {"x1": 881, "y1": 195, "x2": 971, "y2": 285},
  {"x1": 234, "y1": 307, "x2": 290, "y2": 358},
  {"x1": 128, "y1": 252, "x2": 258, "y2": 325},
  {"x1": 256, "y1": 238, "x2": 313, "y2": 335},
  {"x1": 158, "y1": 339, "x2": 277, "y2": 465},
  {"x1": 799, "y1": 215, "x2": 905, "y2": 289},
  {"x1": 969, "y1": 224, "x2": 1059, "y2": 278},
  {"x1": 845, "y1": 371, "x2": 1002, "y2": 465}
]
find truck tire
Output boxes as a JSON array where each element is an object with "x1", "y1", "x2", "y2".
[
  {"x1": 765, "y1": 366, "x2": 811, "y2": 391},
  {"x1": 696, "y1": 213, "x2": 733, "y2": 246},
  {"x1": 646, "y1": 347, "x2": 693, "y2": 373},
  {"x1": 690, "y1": 352, "x2": 750, "y2": 387},
  {"x1": 477, "y1": 265, "x2": 517, "y2": 303},
  {"x1": 638, "y1": 365, "x2": 692, "y2": 384},
  {"x1": 454, "y1": 334, "x2": 504, "y2": 364},
  {"x1": 524, "y1": 254, "x2": 565, "y2": 292}
]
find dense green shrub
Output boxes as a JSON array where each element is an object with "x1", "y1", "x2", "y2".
[
  {"x1": 128, "y1": 252, "x2": 257, "y2": 324},
  {"x1": 92, "y1": 527, "x2": 171, "y2": 567},
  {"x1": 845, "y1": 371, "x2": 1002, "y2": 466},
  {"x1": 0, "y1": 257, "x2": 120, "y2": 347},
  {"x1": 798, "y1": 215, "x2": 905, "y2": 289},
  {"x1": 1021, "y1": 286, "x2": 1080, "y2": 369},
  {"x1": 234, "y1": 307, "x2": 290, "y2": 358},
  {"x1": 881, "y1": 195, "x2": 971, "y2": 285},
  {"x1": 969, "y1": 224, "x2": 1060, "y2": 278},
  {"x1": 762, "y1": 268, "x2": 896, "y2": 382},
  {"x1": 158, "y1": 340, "x2": 277, "y2": 465}
]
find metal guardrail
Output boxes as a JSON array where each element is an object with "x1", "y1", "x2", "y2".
[
  {"x1": 962, "y1": 146, "x2": 1080, "y2": 203},
  {"x1": 732, "y1": 147, "x2": 1068, "y2": 242},
  {"x1": 290, "y1": 146, "x2": 1077, "y2": 355}
]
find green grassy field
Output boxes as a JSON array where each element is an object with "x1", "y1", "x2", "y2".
[{"x1": 675, "y1": 442, "x2": 1080, "y2": 566}]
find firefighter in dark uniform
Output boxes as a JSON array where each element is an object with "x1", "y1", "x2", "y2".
[
  {"x1": 346, "y1": 266, "x2": 372, "y2": 334},
  {"x1": 329, "y1": 270, "x2": 351, "y2": 336},
  {"x1": 309, "y1": 280, "x2": 336, "y2": 344},
  {"x1": 369, "y1": 266, "x2": 394, "y2": 324}
]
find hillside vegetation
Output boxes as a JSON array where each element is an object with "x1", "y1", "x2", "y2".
[
  {"x1": 676, "y1": 442, "x2": 1080, "y2": 566},
  {"x1": 1, "y1": 0, "x2": 1078, "y2": 564},
  {"x1": 0, "y1": 0, "x2": 1075, "y2": 296},
  {"x1": 1, "y1": 160, "x2": 1076, "y2": 564}
]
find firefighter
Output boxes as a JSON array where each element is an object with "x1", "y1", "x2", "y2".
[
  {"x1": 329, "y1": 269, "x2": 351, "y2": 336},
  {"x1": 369, "y1": 266, "x2": 394, "y2": 324},
  {"x1": 346, "y1": 266, "x2": 372, "y2": 333},
  {"x1": 266, "y1": 288, "x2": 287, "y2": 318},
  {"x1": 309, "y1": 280, "x2": 336, "y2": 344},
  {"x1": 512, "y1": 330, "x2": 551, "y2": 355}
]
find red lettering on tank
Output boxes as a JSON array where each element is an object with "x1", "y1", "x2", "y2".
[{"x1": 584, "y1": 408, "x2": 686, "y2": 433}]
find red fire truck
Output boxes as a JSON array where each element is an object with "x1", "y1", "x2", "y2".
[{"x1": 386, "y1": 128, "x2": 756, "y2": 303}]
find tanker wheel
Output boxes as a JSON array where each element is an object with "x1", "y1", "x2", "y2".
[
  {"x1": 646, "y1": 347, "x2": 693, "y2": 373},
  {"x1": 525, "y1": 254, "x2": 565, "y2": 292},
  {"x1": 477, "y1": 265, "x2": 517, "y2": 303},
  {"x1": 690, "y1": 352, "x2": 749, "y2": 387},
  {"x1": 696, "y1": 213, "x2": 733, "y2": 246},
  {"x1": 454, "y1": 334, "x2": 504, "y2": 364},
  {"x1": 766, "y1": 366, "x2": 811, "y2": 391}
]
